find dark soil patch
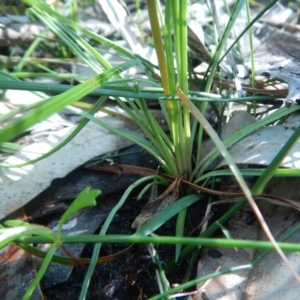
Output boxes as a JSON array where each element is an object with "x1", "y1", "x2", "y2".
[
  {"x1": 41, "y1": 191, "x2": 180, "y2": 299},
  {"x1": 41, "y1": 191, "x2": 207, "y2": 299}
]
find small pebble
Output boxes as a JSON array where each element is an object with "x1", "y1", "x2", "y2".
[{"x1": 207, "y1": 248, "x2": 223, "y2": 258}]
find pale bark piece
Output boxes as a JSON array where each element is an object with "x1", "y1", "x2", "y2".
[
  {"x1": 202, "y1": 110, "x2": 300, "y2": 169},
  {"x1": 218, "y1": 121, "x2": 300, "y2": 169},
  {"x1": 197, "y1": 177, "x2": 300, "y2": 300},
  {"x1": 0, "y1": 110, "x2": 155, "y2": 220},
  {"x1": 200, "y1": 110, "x2": 257, "y2": 166}
]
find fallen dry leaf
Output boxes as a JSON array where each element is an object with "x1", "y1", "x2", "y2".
[{"x1": 131, "y1": 173, "x2": 185, "y2": 229}]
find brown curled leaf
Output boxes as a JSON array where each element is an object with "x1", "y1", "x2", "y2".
[{"x1": 131, "y1": 172, "x2": 185, "y2": 229}]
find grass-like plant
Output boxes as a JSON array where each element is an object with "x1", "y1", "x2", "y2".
[{"x1": 1, "y1": 0, "x2": 300, "y2": 298}]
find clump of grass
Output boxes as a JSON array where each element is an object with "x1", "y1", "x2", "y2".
[{"x1": 1, "y1": 0, "x2": 300, "y2": 298}]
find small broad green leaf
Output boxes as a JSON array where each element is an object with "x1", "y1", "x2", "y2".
[{"x1": 58, "y1": 187, "x2": 101, "y2": 234}]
